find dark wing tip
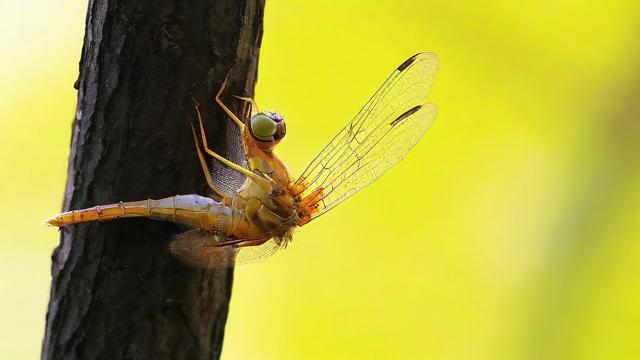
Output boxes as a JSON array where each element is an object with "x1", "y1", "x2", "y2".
[
  {"x1": 397, "y1": 52, "x2": 440, "y2": 72},
  {"x1": 397, "y1": 53, "x2": 421, "y2": 71},
  {"x1": 391, "y1": 105, "x2": 423, "y2": 126}
]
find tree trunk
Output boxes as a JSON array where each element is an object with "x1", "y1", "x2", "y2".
[{"x1": 42, "y1": 1, "x2": 265, "y2": 359}]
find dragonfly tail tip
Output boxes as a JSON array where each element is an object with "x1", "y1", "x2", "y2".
[{"x1": 43, "y1": 215, "x2": 63, "y2": 227}]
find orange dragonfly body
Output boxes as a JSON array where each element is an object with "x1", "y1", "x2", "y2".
[{"x1": 46, "y1": 52, "x2": 439, "y2": 268}]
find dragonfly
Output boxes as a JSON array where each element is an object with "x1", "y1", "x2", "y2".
[{"x1": 45, "y1": 52, "x2": 439, "y2": 268}]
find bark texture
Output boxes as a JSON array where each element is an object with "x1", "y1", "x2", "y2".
[{"x1": 42, "y1": 1, "x2": 265, "y2": 359}]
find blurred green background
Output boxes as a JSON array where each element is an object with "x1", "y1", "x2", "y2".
[{"x1": 2, "y1": 1, "x2": 640, "y2": 359}]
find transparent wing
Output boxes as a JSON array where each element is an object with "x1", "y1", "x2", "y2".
[
  {"x1": 233, "y1": 238, "x2": 284, "y2": 265},
  {"x1": 294, "y1": 52, "x2": 439, "y2": 220},
  {"x1": 168, "y1": 230, "x2": 284, "y2": 269},
  {"x1": 210, "y1": 104, "x2": 249, "y2": 194}
]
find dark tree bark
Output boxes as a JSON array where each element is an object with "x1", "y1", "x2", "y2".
[{"x1": 42, "y1": 1, "x2": 265, "y2": 359}]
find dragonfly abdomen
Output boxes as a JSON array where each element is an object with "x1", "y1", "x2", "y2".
[{"x1": 45, "y1": 194, "x2": 235, "y2": 232}]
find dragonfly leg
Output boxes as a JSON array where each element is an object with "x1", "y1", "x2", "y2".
[
  {"x1": 190, "y1": 123, "x2": 229, "y2": 199},
  {"x1": 234, "y1": 237, "x2": 270, "y2": 248},
  {"x1": 215, "y1": 72, "x2": 245, "y2": 129},
  {"x1": 232, "y1": 95, "x2": 260, "y2": 118},
  {"x1": 193, "y1": 103, "x2": 273, "y2": 192},
  {"x1": 245, "y1": 197, "x2": 287, "y2": 232}
]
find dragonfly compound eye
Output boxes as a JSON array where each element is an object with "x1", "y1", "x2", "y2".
[
  {"x1": 273, "y1": 121, "x2": 286, "y2": 141},
  {"x1": 263, "y1": 110, "x2": 285, "y2": 141},
  {"x1": 250, "y1": 113, "x2": 278, "y2": 141}
]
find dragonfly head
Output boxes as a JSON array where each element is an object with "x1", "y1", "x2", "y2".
[{"x1": 248, "y1": 110, "x2": 286, "y2": 149}]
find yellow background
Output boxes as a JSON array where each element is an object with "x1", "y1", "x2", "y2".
[{"x1": 2, "y1": 1, "x2": 640, "y2": 359}]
